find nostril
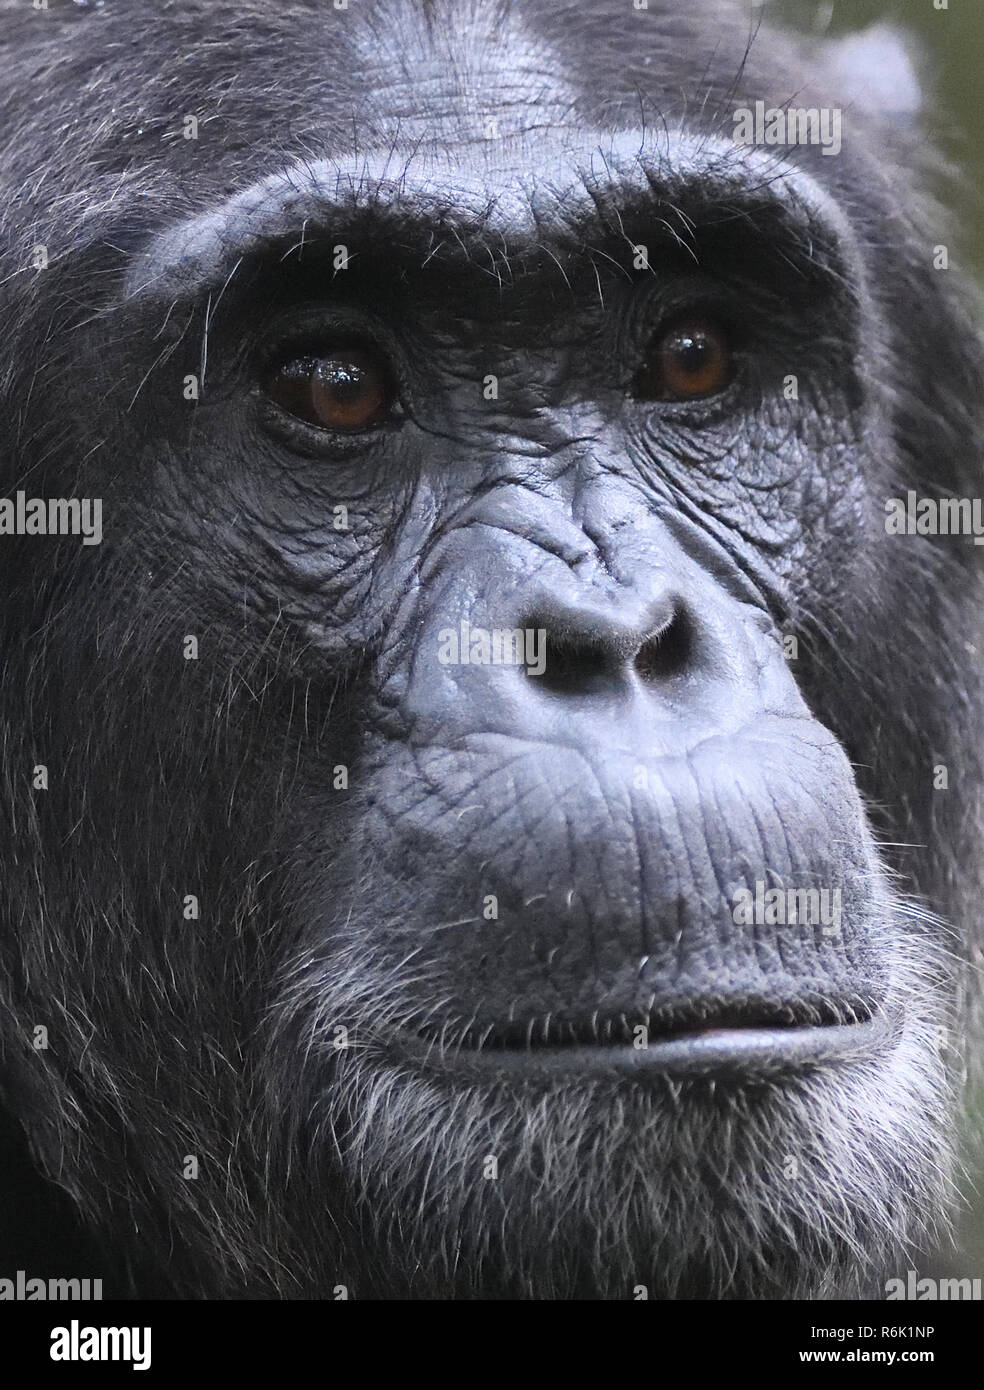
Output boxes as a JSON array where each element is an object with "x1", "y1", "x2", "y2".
[
  {"x1": 634, "y1": 609, "x2": 692, "y2": 682},
  {"x1": 533, "y1": 632, "x2": 613, "y2": 696},
  {"x1": 523, "y1": 602, "x2": 693, "y2": 696}
]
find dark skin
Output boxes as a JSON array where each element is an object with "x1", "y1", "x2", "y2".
[{"x1": 0, "y1": 0, "x2": 982, "y2": 1298}]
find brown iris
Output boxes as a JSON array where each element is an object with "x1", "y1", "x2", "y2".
[
  {"x1": 636, "y1": 317, "x2": 733, "y2": 401},
  {"x1": 265, "y1": 347, "x2": 393, "y2": 431}
]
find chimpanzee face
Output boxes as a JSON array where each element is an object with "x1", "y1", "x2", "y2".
[{"x1": 0, "y1": 0, "x2": 981, "y2": 1300}]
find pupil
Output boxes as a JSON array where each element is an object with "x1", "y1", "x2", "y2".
[
  {"x1": 676, "y1": 335, "x2": 709, "y2": 372},
  {"x1": 321, "y1": 362, "x2": 365, "y2": 400}
]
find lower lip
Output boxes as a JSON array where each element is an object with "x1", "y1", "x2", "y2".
[{"x1": 395, "y1": 1017, "x2": 896, "y2": 1080}]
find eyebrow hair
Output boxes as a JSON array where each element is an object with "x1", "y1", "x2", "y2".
[{"x1": 122, "y1": 131, "x2": 863, "y2": 307}]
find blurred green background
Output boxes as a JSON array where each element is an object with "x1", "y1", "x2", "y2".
[
  {"x1": 767, "y1": 0, "x2": 984, "y2": 278},
  {"x1": 770, "y1": 0, "x2": 984, "y2": 1283}
]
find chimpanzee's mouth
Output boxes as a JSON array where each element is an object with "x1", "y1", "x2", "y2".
[
  {"x1": 461, "y1": 997, "x2": 874, "y2": 1049},
  {"x1": 401, "y1": 997, "x2": 893, "y2": 1078}
]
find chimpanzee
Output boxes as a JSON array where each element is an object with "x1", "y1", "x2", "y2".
[{"x1": 0, "y1": 0, "x2": 981, "y2": 1299}]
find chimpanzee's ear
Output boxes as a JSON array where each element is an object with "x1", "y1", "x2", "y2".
[{"x1": 824, "y1": 23, "x2": 924, "y2": 122}]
